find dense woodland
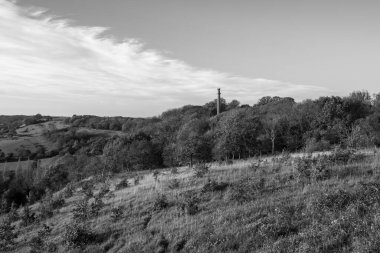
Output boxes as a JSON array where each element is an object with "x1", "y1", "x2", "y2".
[{"x1": 61, "y1": 90, "x2": 380, "y2": 168}]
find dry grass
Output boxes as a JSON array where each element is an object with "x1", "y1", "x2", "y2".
[{"x1": 3, "y1": 149, "x2": 380, "y2": 252}]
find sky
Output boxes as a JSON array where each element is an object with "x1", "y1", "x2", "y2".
[{"x1": 1, "y1": 0, "x2": 379, "y2": 117}]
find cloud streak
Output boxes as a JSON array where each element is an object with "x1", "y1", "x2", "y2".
[{"x1": 0, "y1": 0, "x2": 331, "y2": 116}]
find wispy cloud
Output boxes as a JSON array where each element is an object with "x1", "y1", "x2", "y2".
[{"x1": 0, "y1": 0, "x2": 331, "y2": 116}]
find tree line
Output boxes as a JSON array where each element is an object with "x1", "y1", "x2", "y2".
[{"x1": 62, "y1": 90, "x2": 380, "y2": 170}]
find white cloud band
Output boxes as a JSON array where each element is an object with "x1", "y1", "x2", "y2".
[{"x1": 0, "y1": 0, "x2": 330, "y2": 116}]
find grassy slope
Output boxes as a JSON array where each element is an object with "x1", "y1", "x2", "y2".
[
  {"x1": 0, "y1": 120, "x2": 127, "y2": 172},
  {"x1": 6, "y1": 149, "x2": 380, "y2": 253}
]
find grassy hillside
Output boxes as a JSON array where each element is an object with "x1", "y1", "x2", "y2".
[
  {"x1": 0, "y1": 120, "x2": 69, "y2": 157},
  {"x1": 2, "y1": 148, "x2": 380, "y2": 252}
]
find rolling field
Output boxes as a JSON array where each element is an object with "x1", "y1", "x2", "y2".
[{"x1": 0, "y1": 120, "x2": 69, "y2": 156}]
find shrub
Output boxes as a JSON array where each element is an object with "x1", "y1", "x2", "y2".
[
  {"x1": 305, "y1": 138, "x2": 331, "y2": 153},
  {"x1": 201, "y1": 179, "x2": 229, "y2": 193},
  {"x1": 153, "y1": 194, "x2": 169, "y2": 211},
  {"x1": 257, "y1": 204, "x2": 302, "y2": 240},
  {"x1": 313, "y1": 189, "x2": 354, "y2": 213},
  {"x1": 82, "y1": 181, "x2": 94, "y2": 199},
  {"x1": 329, "y1": 148, "x2": 355, "y2": 165},
  {"x1": 226, "y1": 183, "x2": 251, "y2": 204},
  {"x1": 167, "y1": 179, "x2": 180, "y2": 190},
  {"x1": 8, "y1": 202, "x2": 19, "y2": 222},
  {"x1": 73, "y1": 199, "x2": 91, "y2": 222},
  {"x1": 45, "y1": 242, "x2": 58, "y2": 252},
  {"x1": 20, "y1": 204, "x2": 36, "y2": 227},
  {"x1": 153, "y1": 170, "x2": 160, "y2": 181},
  {"x1": 134, "y1": 176, "x2": 141, "y2": 186},
  {"x1": 0, "y1": 217, "x2": 18, "y2": 251},
  {"x1": 38, "y1": 193, "x2": 64, "y2": 220},
  {"x1": 311, "y1": 158, "x2": 331, "y2": 181},
  {"x1": 63, "y1": 223, "x2": 96, "y2": 249},
  {"x1": 63, "y1": 183, "x2": 75, "y2": 198},
  {"x1": 50, "y1": 194, "x2": 65, "y2": 210},
  {"x1": 116, "y1": 178, "x2": 129, "y2": 190},
  {"x1": 156, "y1": 234, "x2": 169, "y2": 253},
  {"x1": 225, "y1": 178, "x2": 261, "y2": 204},
  {"x1": 293, "y1": 156, "x2": 313, "y2": 184},
  {"x1": 174, "y1": 238, "x2": 187, "y2": 252},
  {"x1": 142, "y1": 215, "x2": 152, "y2": 229},
  {"x1": 98, "y1": 183, "x2": 110, "y2": 198},
  {"x1": 193, "y1": 163, "x2": 209, "y2": 178},
  {"x1": 170, "y1": 167, "x2": 179, "y2": 175},
  {"x1": 110, "y1": 206, "x2": 124, "y2": 222},
  {"x1": 178, "y1": 193, "x2": 200, "y2": 215},
  {"x1": 90, "y1": 195, "x2": 104, "y2": 217},
  {"x1": 38, "y1": 200, "x2": 54, "y2": 220}
]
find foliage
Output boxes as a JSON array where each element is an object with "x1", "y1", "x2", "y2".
[
  {"x1": 0, "y1": 217, "x2": 18, "y2": 251},
  {"x1": 20, "y1": 203, "x2": 36, "y2": 227},
  {"x1": 202, "y1": 179, "x2": 229, "y2": 193},
  {"x1": 166, "y1": 179, "x2": 180, "y2": 190},
  {"x1": 193, "y1": 163, "x2": 209, "y2": 178},
  {"x1": 110, "y1": 206, "x2": 124, "y2": 222},
  {"x1": 177, "y1": 192, "x2": 200, "y2": 215},
  {"x1": 153, "y1": 170, "x2": 160, "y2": 181},
  {"x1": 73, "y1": 199, "x2": 91, "y2": 222},
  {"x1": 115, "y1": 178, "x2": 129, "y2": 190},
  {"x1": 153, "y1": 194, "x2": 169, "y2": 211},
  {"x1": 90, "y1": 194, "x2": 104, "y2": 217},
  {"x1": 63, "y1": 222, "x2": 96, "y2": 249}
]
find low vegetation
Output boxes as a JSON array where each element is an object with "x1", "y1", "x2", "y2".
[{"x1": 0, "y1": 146, "x2": 380, "y2": 252}]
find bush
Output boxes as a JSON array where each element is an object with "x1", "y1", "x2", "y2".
[
  {"x1": 293, "y1": 156, "x2": 313, "y2": 184},
  {"x1": 225, "y1": 178, "x2": 262, "y2": 204},
  {"x1": 0, "y1": 217, "x2": 18, "y2": 251},
  {"x1": 142, "y1": 215, "x2": 152, "y2": 229},
  {"x1": 312, "y1": 188, "x2": 354, "y2": 213},
  {"x1": 90, "y1": 195, "x2": 104, "y2": 217},
  {"x1": 174, "y1": 238, "x2": 187, "y2": 252},
  {"x1": 153, "y1": 170, "x2": 160, "y2": 181},
  {"x1": 38, "y1": 192, "x2": 64, "y2": 220},
  {"x1": 63, "y1": 183, "x2": 75, "y2": 198},
  {"x1": 177, "y1": 193, "x2": 200, "y2": 215},
  {"x1": 8, "y1": 202, "x2": 19, "y2": 222},
  {"x1": 20, "y1": 204, "x2": 36, "y2": 227},
  {"x1": 193, "y1": 163, "x2": 209, "y2": 178},
  {"x1": 82, "y1": 181, "x2": 94, "y2": 199},
  {"x1": 305, "y1": 138, "x2": 331, "y2": 153},
  {"x1": 201, "y1": 179, "x2": 229, "y2": 193},
  {"x1": 115, "y1": 178, "x2": 129, "y2": 190},
  {"x1": 257, "y1": 204, "x2": 302, "y2": 240},
  {"x1": 110, "y1": 206, "x2": 124, "y2": 222},
  {"x1": 167, "y1": 179, "x2": 180, "y2": 190},
  {"x1": 156, "y1": 234, "x2": 169, "y2": 253},
  {"x1": 73, "y1": 199, "x2": 91, "y2": 222},
  {"x1": 134, "y1": 176, "x2": 141, "y2": 186},
  {"x1": 329, "y1": 148, "x2": 354, "y2": 165},
  {"x1": 50, "y1": 194, "x2": 65, "y2": 210},
  {"x1": 98, "y1": 183, "x2": 111, "y2": 198},
  {"x1": 39, "y1": 201, "x2": 54, "y2": 220},
  {"x1": 311, "y1": 158, "x2": 331, "y2": 181},
  {"x1": 153, "y1": 194, "x2": 169, "y2": 211},
  {"x1": 63, "y1": 223, "x2": 96, "y2": 249},
  {"x1": 170, "y1": 167, "x2": 179, "y2": 175}
]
